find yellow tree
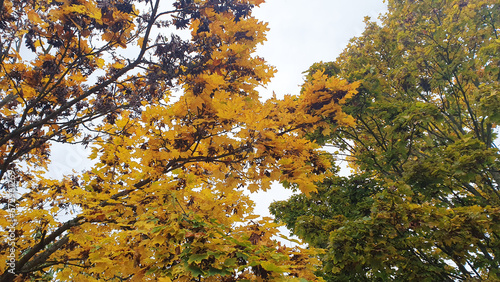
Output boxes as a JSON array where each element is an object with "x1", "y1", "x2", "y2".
[{"x1": 0, "y1": 0, "x2": 359, "y2": 281}]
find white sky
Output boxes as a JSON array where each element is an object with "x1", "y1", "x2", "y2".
[
  {"x1": 46, "y1": 0, "x2": 388, "y2": 244},
  {"x1": 254, "y1": 0, "x2": 387, "y2": 99}
]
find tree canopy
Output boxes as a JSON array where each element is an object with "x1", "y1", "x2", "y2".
[
  {"x1": 272, "y1": 0, "x2": 500, "y2": 280},
  {"x1": 0, "y1": 0, "x2": 360, "y2": 281}
]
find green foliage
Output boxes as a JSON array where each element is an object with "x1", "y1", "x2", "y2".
[{"x1": 272, "y1": 0, "x2": 500, "y2": 280}]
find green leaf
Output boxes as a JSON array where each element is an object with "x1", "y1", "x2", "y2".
[
  {"x1": 185, "y1": 263, "x2": 204, "y2": 277},
  {"x1": 188, "y1": 253, "x2": 209, "y2": 264},
  {"x1": 260, "y1": 261, "x2": 285, "y2": 273},
  {"x1": 223, "y1": 258, "x2": 237, "y2": 267},
  {"x1": 151, "y1": 226, "x2": 165, "y2": 233}
]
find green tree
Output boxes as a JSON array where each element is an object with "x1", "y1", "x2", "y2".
[{"x1": 272, "y1": 0, "x2": 500, "y2": 280}]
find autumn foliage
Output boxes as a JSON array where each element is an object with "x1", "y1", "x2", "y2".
[{"x1": 0, "y1": 0, "x2": 358, "y2": 281}]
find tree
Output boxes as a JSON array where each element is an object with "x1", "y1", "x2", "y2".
[
  {"x1": 0, "y1": 0, "x2": 162, "y2": 182},
  {"x1": 271, "y1": 0, "x2": 500, "y2": 280},
  {"x1": 0, "y1": 0, "x2": 360, "y2": 280}
]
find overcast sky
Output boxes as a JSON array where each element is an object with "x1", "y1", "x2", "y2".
[{"x1": 254, "y1": 0, "x2": 387, "y2": 99}]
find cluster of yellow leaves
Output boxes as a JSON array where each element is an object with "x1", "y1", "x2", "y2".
[
  {"x1": 0, "y1": 0, "x2": 359, "y2": 280},
  {"x1": 51, "y1": 4, "x2": 349, "y2": 280},
  {"x1": 299, "y1": 70, "x2": 360, "y2": 129},
  {"x1": 0, "y1": 0, "x2": 140, "y2": 174}
]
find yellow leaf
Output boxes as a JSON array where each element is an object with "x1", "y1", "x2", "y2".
[
  {"x1": 84, "y1": 1, "x2": 103, "y2": 23},
  {"x1": 95, "y1": 57, "x2": 105, "y2": 68},
  {"x1": 137, "y1": 37, "x2": 145, "y2": 47},
  {"x1": 102, "y1": 32, "x2": 114, "y2": 42},
  {"x1": 67, "y1": 5, "x2": 87, "y2": 14},
  {"x1": 322, "y1": 127, "x2": 332, "y2": 135},
  {"x1": 111, "y1": 61, "x2": 126, "y2": 69},
  {"x1": 27, "y1": 10, "x2": 42, "y2": 24},
  {"x1": 70, "y1": 72, "x2": 87, "y2": 84},
  {"x1": 191, "y1": 96, "x2": 204, "y2": 109},
  {"x1": 247, "y1": 183, "x2": 260, "y2": 192}
]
